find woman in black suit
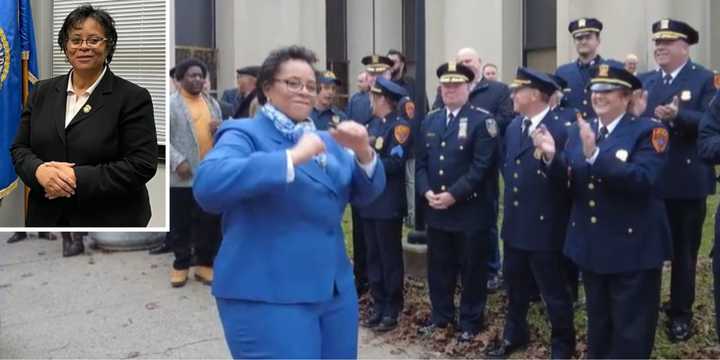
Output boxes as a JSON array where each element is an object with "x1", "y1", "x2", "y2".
[{"x1": 11, "y1": 5, "x2": 157, "y2": 242}]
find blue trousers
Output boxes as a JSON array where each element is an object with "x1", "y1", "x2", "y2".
[
  {"x1": 216, "y1": 289, "x2": 358, "y2": 359},
  {"x1": 583, "y1": 268, "x2": 661, "y2": 359}
]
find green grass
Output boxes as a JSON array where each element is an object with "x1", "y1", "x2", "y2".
[{"x1": 342, "y1": 184, "x2": 720, "y2": 358}]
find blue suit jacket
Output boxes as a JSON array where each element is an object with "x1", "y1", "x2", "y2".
[
  {"x1": 193, "y1": 112, "x2": 386, "y2": 303},
  {"x1": 549, "y1": 114, "x2": 672, "y2": 273},
  {"x1": 640, "y1": 61, "x2": 716, "y2": 199},
  {"x1": 358, "y1": 113, "x2": 411, "y2": 219},
  {"x1": 501, "y1": 109, "x2": 572, "y2": 251},
  {"x1": 416, "y1": 104, "x2": 499, "y2": 232},
  {"x1": 555, "y1": 56, "x2": 623, "y2": 120}
]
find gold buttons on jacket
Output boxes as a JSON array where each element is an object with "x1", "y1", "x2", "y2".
[
  {"x1": 588, "y1": 183, "x2": 595, "y2": 190},
  {"x1": 516, "y1": 159, "x2": 521, "y2": 165},
  {"x1": 513, "y1": 200, "x2": 519, "y2": 207},
  {"x1": 590, "y1": 216, "x2": 597, "y2": 224},
  {"x1": 460, "y1": 145, "x2": 464, "y2": 150},
  {"x1": 513, "y1": 173, "x2": 519, "y2": 179},
  {"x1": 513, "y1": 187, "x2": 518, "y2": 193},
  {"x1": 441, "y1": 185, "x2": 446, "y2": 191},
  {"x1": 439, "y1": 170, "x2": 444, "y2": 175},
  {"x1": 441, "y1": 141, "x2": 446, "y2": 147},
  {"x1": 589, "y1": 200, "x2": 596, "y2": 207},
  {"x1": 627, "y1": 228, "x2": 633, "y2": 234},
  {"x1": 440, "y1": 155, "x2": 445, "y2": 160},
  {"x1": 686, "y1": 158, "x2": 692, "y2": 164},
  {"x1": 539, "y1": 215, "x2": 544, "y2": 221}
]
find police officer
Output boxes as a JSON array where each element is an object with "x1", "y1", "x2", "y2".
[
  {"x1": 416, "y1": 62, "x2": 499, "y2": 342},
  {"x1": 310, "y1": 71, "x2": 347, "y2": 130},
  {"x1": 486, "y1": 68, "x2": 575, "y2": 359},
  {"x1": 347, "y1": 54, "x2": 394, "y2": 295},
  {"x1": 639, "y1": 18, "x2": 717, "y2": 342},
  {"x1": 555, "y1": 18, "x2": 623, "y2": 120},
  {"x1": 358, "y1": 77, "x2": 411, "y2": 333},
  {"x1": 432, "y1": 47, "x2": 513, "y2": 292},
  {"x1": 535, "y1": 64, "x2": 671, "y2": 358},
  {"x1": 698, "y1": 85, "x2": 720, "y2": 343},
  {"x1": 347, "y1": 54, "x2": 394, "y2": 126}
]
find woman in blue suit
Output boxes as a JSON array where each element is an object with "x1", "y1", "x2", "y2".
[{"x1": 193, "y1": 46, "x2": 385, "y2": 359}]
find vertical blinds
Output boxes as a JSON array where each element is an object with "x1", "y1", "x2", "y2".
[{"x1": 52, "y1": 0, "x2": 167, "y2": 144}]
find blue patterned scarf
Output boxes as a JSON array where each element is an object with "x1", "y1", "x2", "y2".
[{"x1": 262, "y1": 104, "x2": 326, "y2": 167}]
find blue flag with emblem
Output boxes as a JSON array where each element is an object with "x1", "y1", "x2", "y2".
[{"x1": 0, "y1": 0, "x2": 38, "y2": 199}]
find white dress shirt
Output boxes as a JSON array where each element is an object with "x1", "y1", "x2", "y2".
[
  {"x1": 523, "y1": 106, "x2": 551, "y2": 136},
  {"x1": 65, "y1": 66, "x2": 107, "y2": 128}
]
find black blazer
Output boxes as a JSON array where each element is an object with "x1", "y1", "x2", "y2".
[{"x1": 10, "y1": 68, "x2": 158, "y2": 227}]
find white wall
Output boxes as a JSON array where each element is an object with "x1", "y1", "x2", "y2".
[
  {"x1": 215, "y1": 0, "x2": 327, "y2": 94},
  {"x1": 347, "y1": 0, "x2": 403, "y2": 93},
  {"x1": 425, "y1": 0, "x2": 523, "y2": 101}
]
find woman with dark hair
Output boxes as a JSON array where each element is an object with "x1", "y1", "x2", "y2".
[
  {"x1": 193, "y1": 45, "x2": 386, "y2": 358},
  {"x1": 11, "y1": 5, "x2": 157, "y2": 237}
]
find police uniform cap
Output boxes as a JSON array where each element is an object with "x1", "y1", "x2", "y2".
[
  {"x1": 436, "y1": 61, "x2": 475, "y2": 84},
  {"x1": 589, "y1": 64, "x2": 642, "y2": 92},
  {"x1": 652, "y1": 18, "x2": 699, "y2": 45},
  {"x1": 568, "y1": 17, "x2": 603, "y2": 38},
  {"x1": 361, "y1": 54, "x2": 394, "y2": 74},
  {"x1": 319, "y1": 70, "x2": 342, "y2": 85},
  {"x1": 509, "y1": 67, "x2": 558, "y2": 96},
  {"x1": 370, "y1": 77, "x2": 408, "y2": 102}
]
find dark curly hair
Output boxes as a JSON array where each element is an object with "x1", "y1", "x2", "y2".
[
  {"x1": 257, "y1": 45, "x2": 318, "y2": 104},
  {"x1": 58, "y1": 4, "x2": 117, "y2": 64},
  {"x1": 174, "y1": 58, "x2": 208, "y2": 81}
]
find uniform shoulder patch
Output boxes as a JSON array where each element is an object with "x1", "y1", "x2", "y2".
[
  {"x1": 714, "y1": 73, "x2": 720, "y2": 90},
  {"x1": 651, "y1": 127, "x2": 669, "y2": 153},
  {"x1": 485, "y1": 118, "x2": 498, "y2": 138},
  {"x1": 394, "y1": 124, "x2": 411, "y2": 145}
]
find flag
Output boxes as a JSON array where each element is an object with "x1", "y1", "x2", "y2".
[{"x1": 0, "y1": 0, "x2": 38, "y2": 199}]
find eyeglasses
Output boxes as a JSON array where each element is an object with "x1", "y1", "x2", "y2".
[
  {"x1": 68, "y1": 37, "x2": 108, "y2": 48},
  {"x1": 274, "y1": 78, "x2": 318, "y2": 94}
]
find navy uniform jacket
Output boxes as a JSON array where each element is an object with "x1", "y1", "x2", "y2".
[
  {"x1": 555, "y1": 56, "x2": 623, "y2": 119},
  {"x1": 548, "y1": 114, "x2": 672, "y2": 273},
  {"x1": 416, "y1": 103, "x2": 499, "y2": 232},
  {"x1": 640, "y1": 61, "x2": 716, "y2": 199},
  {"x1": 432, "y1": 79, "x2": 514, "y2": 132},
  {"x1": 346, "y1": 91, "x2": 373, "y2": 125},
  {"x1": 698, "y1": 89, "x2": 720, "y2": 163},
  {"x1": 358, "y1": 113, "x2": 411, "y2": 219},
  {"x1": 501, "y1": 109, "x2": 572, "y2": 251},
  {"x1": 310, "y1": 106, "x2": 347, "y2": 130}
]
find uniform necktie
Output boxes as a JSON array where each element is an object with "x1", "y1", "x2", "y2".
[
  {"x1": 597, "y1": 126, "x2": 609, "y2": 144},
  {"x1": 663, "y1": 73, "x2": 673, "y2": 85},
  {"x1": 521, "y1": 117, "x2": 532, "y2": 137},
  {"x1": 446, "y1": 112, "x2": 456, "y2": 132}
]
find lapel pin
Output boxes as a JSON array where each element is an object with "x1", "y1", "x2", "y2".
[{"x1": 83, "y1": 104, "x2": 92, "y2": 113}]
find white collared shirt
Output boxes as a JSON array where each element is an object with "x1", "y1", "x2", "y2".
[
  {"x1": 587, "y1": 112, "x2": 626, "y2": 164},
  {"x1": 65, "y1": 66, "x2": 107, "y2": 128},
  {"x1": 661, "y1": 60, "x2": 688, "y2": 85},
  {"x1": 523, "y1": 106, "x2": 551, "y2": 136}
]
